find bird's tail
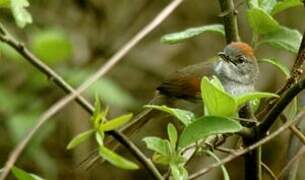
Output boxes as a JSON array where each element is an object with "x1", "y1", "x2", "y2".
[{"x1": 82, "y1": 93, "x2": 169, "y2": 170}]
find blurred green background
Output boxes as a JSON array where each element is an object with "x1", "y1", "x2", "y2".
[{"x1": 0, "y1": 0, "x2": 305, "y2": 179}]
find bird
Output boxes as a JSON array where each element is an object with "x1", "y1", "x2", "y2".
[
  {"x1": 84, "y1": 41, "x2": 259, "y2": 169},
  {"x1": 118, "y1": 41, "x2": 258, "y2": 135}
]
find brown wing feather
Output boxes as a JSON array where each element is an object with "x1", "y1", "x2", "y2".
[{"x1": 157, "y1": 61, "x2": 215, "y2": 99}]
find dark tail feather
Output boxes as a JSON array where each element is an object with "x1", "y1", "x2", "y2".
[{"x1": 82, "y1": 93, "x2": 168, "y2": 170}]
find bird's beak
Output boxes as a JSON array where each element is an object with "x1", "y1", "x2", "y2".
[
  {"x1": 218, "y1": 52, "x2": 237, "y2": 66},
  {"x1": 218, "y1": 52, "x2": 229, "y2": 62}
]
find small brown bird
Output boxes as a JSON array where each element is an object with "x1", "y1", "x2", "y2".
[
  {"x1": 118, "y1": 41, "x2": 258, "y2": 136},
  {"x1": 86, "y1": 42, "x2": 259, "y2": 168}
]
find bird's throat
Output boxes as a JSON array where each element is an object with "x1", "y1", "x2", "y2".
[{"x1": 214, "y1": 61, "x2": 255, "y2": 96}]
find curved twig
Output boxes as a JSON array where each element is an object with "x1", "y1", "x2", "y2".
[{"x1": 261, "y1": 162, "x2": 278, "y2": 180}]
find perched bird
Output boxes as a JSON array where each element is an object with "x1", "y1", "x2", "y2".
[
  {"x1": 118, "y1": 41, "x2": 258, "y2": 136},
  {"x1": 85, "y1": 41, "x2": 259, "y2": 168}
]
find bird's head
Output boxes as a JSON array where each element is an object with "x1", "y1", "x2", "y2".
[{"x1": 216, "y1": 42, "x2": 259, "y2": 85}]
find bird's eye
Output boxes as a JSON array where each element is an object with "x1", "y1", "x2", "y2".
[{"x1": 237, "y1": 56, "x2": 246, "y2": 63}]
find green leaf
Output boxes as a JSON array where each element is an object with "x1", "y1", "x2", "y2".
[
  {"x1": 249, "y1": 98, "x2": 261, "y2": 113},
  {"x1": 236, "y1": 92, "x2": 279, "y2": 107},
  {"x1": 152, "y1": 153, "x2": 171, "y2": 165},
  {"x1": 12, "y1": 166, "x2": 44, "y2": 180},
  {"x1": 99, "y1": 113, "x2": 133, "y2": 131},
  {"x1": 143, "y1": 137, "x2": 171, "y2": 156},
  {"x1": 205, "y1": 150, "x2": 230, "y2": 180},
  {"x1": 247, "y1": 7, "x2": 279, "y2": 34},
  {"x1": 99, "y1": 146, "x2": 139, "y2": 170},
  {"x1": 210, "y1": 76, "x2": 225, "y2": 91},
  {"x1": 93, "y1": 103, "x2": 110, "y2": 131},
  {"x1": 201, "y1": 77, "x2": 237, "y2": 117},
  {"x1": 258, "y1": 0, "x2": 277, "y2": 13},
  {"x1": 272, "y1": 0, "x2": 303, "y2": 15},
  {"x1": 160, "y1": 24, "x2": 225, "y2": 44},
  {"x1": 66, "y1": 129, "x2": 94, "y2": 150},
  {"x1": 10, "y1": 0, "x2": 32, "y2": 28},
  {"x1": 259, "y1": 26, "x2": 302, "y2": 53},
  {"x1": 144, "y1": 105, "x2": 194, "y2": 126},
  {"x1": 95, "y1": 131, "x2": 104, "y2": 146},
  {"x1": 0, "y1": 0, "x2": 10, "y2": 8},
  {"x1": 178, "y1": 116, "x2": 242, "y2": 148},
  {"x1": 31, "y1": 30, "x2": 72, "y2": 64},
  {"x1": 92, "y1": 94, "x2": 102, "y2": 128},
  {"x1": 248, "y1": 0, "x2": 259, "y2": 8},
  {"x1": 170, "y1": 164, "x2": 188, "y2": 180},
  {"x1": 94, "y1": 94, "x2": 101, "y2": 113},
  {"x1": 259, "y1": 58, "x2": 290, "y2": 77},
  {"x1": 12, "y1": 166, "x2": 35, "y2": 180},
  {"x1": 167, "y1": 123, "x2": 178, "y2": 148}
]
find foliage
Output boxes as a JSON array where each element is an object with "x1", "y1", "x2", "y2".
[
  {"x1": 143, "y1": 123, "x2": 187, "y2": 179},
  {"x1": 160, "y1": 24, "x2": 225, "y2": 44},
  {"x1": 66, "y1": 96, "x2": 139, "y2": 170},
  {"x1": 144, "y1": 105, "x2": 194, "y2": 126},
  {"x1": 11, "y1": 166, "x2": 44, "y2": 180},
  {"x1": 259, "y1": 26, "x2": 302, "y2": 53},
  {"x1": 259, "y1": 58, "x2": 290, "y2": 77},
  {"x1": 31, "y1": 30, "x2": 73, "y2": 64},
  {"x1": 0, "y1": 0, "x2": 33, "y2": 27},
  {"x1": 247, "y1": 0, "x2": 302, "y2": 53},
  {"x1": 143, "y1": 76, "x2": 277, "y2": 179},
  {"x1": 178, "y1": 116, "x2": 242, "y2": 149}
]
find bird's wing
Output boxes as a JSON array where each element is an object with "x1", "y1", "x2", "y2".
[{"x1": 157, "y1": 61, "x2": 215, "y2": 99}]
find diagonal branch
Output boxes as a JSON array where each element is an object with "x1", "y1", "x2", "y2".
[
  {"x1": 280, "y1": 114, "x2": 305, "y2": 146},
  {"x1": 258, "y1": 79, "x2": 305, "y2": 138},
  {"x1": 0, "y1": 0, "x2": 185, "y2": 179}
]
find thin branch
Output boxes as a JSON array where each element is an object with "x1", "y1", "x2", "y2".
[
  {"x1": 188, "y1": 111, "x2": 305, "y2": 180},
  {"x1": 215, "y1": 146, "x2": 276, "y2": 179},
  {"x1": 218, "y1": 0, "x2": 240, "y2": 43},
  {"x1": 261, "y1": 162, "x2": 278, "y2": 180},
  {"x1": 282, "y1": 112, "x2": 305, "y2": 180},
  {"x1": 277, "y1": 145, "x2": 305, "y2": 179},
  {"x1": 280, "y1": 114, "x2": 305, "y2": 146},
  {"x1": 0, "y1": 0, "x2": 185, "y2": 179},
  {"x1": 214, "y1": 147, "x2": 238, "y2": 155},
  {"x1": 258, "y1": 78, "x2": 305, "y2": 138},
  {"x1": 289, "y1": 125, "x2": 305, "y2": 145}
]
